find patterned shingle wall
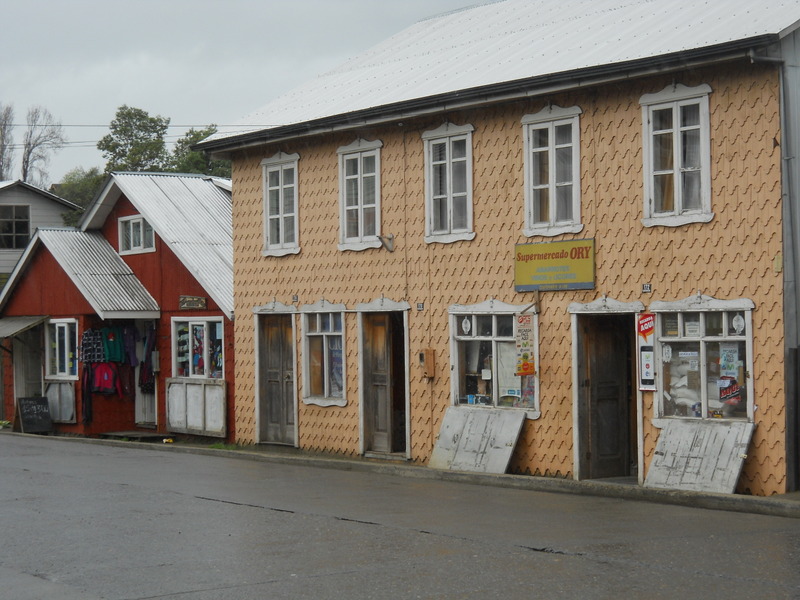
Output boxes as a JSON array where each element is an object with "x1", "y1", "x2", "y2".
[{"x1": 230, "y1": 60, "x2": 785, "y2": 495}]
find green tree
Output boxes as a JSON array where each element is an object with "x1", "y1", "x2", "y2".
[
  {"x1": 97, "y1": 105, "x2": 169, "y2": 173},
  {"x1": 56, "y1": 166, "x2": 107, "y2": 226},
  {"x1": 169, "y1": 126, "x2": 231, "y2": 178}
]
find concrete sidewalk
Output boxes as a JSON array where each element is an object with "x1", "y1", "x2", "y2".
[{"x1": 6, "y1": 429, "x2": 800, "y2": 520}]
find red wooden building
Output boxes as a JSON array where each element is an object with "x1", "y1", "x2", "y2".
[{"x1": 0, "y1": 172, "x2": 235, "y2": 441}]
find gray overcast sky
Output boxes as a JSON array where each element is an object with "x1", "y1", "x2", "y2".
[{"x1": 2, "y1": 0, "x2": 480, "y2": 185}]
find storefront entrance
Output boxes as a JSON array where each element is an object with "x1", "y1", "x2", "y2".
[
  {"x1": 258, "y1": 314, "x2": 295, "y2": 445},
  {"x1": 362, "y1": 311, "x2": 407, "y2": 455},
  {"x1": 575, "y1": 312, "x2": 638, "y2": 480}
]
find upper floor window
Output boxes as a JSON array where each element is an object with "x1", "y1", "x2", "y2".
[
  {"x1": 522, "y1": 105, "x2": 583, "y2": 237},
  {"x1": 301, "y1": 301, "x2": 346, "y2": 407},
  {"x1": 651, "y1": 295, "x2": 754, "y2": 421},
  {"x1": 338, "y1": 139, "x2": 382, "y2": 251},
  {"x1": 422, "y1": 123, "x2": 475, "y2": 244},
  {"x1": 0, "y1": 205, "x2": 30, "y2": 249},
  {"x1": 261, "y1": 152, "x2": 300, "y2": 256},
  {"x1": 172, "y1": 318, "x2": 224, "y2": 379},
  {"x1": 119, "y1": 215, "x2": 155, "y2": 254},
  {"x1": 640, "y1": 84, "x2": 713, "y2": 227},
  {"x1": 449, "y1": 299, "x2": 539, "y2": 418},
  {"x1": 46, "y1": 319, "x2": 78, "y2": 379}
]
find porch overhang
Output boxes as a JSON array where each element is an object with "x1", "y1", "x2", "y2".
[{"x1": 0, "y1": 316, "x2": 48, "y2": 338}]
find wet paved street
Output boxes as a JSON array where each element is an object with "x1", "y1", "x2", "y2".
[{"x1": 2, "y1": 432, "x2": 800, "y2": 599}]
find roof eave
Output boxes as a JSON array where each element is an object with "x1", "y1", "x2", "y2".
[{"x1": 199, "y1": 34, "x2": 779, "y2": 157}]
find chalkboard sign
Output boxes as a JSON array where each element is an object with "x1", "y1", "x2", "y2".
[{"x1": 16, "y1": 397, "x2": 52, "y2": 434}]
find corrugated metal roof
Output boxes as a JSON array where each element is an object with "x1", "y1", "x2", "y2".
[
  {"x1": 104, "y1": 173, "x2": 234, "y2": 319},
  {"x1": 0, "y1": 315, "x2": 48, "y2": 338},
  {"x1": 37, "y1": 229, "x2": 160, "y2": 319},
  {"x1": 206, "y1": 0, "x2": 800, "y2": 144}
]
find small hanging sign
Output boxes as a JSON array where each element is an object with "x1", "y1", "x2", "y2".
[
  {"x1": 515, "y1": 313, "x2": 536, "y2": 376},
  {"x1": 179, "y1": 295, "x2": 207, "y2": 310},
  {"x1": 637, "y1": 312, "x2": 656, "y2": 391}
]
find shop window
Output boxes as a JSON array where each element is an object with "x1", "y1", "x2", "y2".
[
  {"x1": 640, "y1": 83, "x2": 712, "y2": 227},
  {"x1": 522, "y1": 105, "x2": 583, "y2": 237},
  {"x1": 422, "y1": 123, "x2": 475, "y2": 244},
  {"x1": 652, "y1": 297, "x2": 753, "y2": 420},
  {"x1": 119, "y1": 215, "x2": 155, "y2": 254},
  {"x1": 449, "y1": 300, "x2": 538, "y2": 413},
  {"x1": 338, "y1": 139, "x2": 382, "y2": 251},
  {"x1": 46, "y1": 319, "x2": 78, "y2": 379},
  {"x1": 173, "y1": 319, "x2": 224, "y2": 379},
  {"x1": 302, "y1": 308, "x2": 345, "y2": 406},
  {"x1": 261, "y1": 152, "x2": 300, "y2": 256}
]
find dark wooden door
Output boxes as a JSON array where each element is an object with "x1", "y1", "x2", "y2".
[
  {"x1": 364, "y1": 313, "x2": 392, "y2": 452},
  {"x1": 585, "y1": 315, "x2": 632, "y2": 479},
  {"x1": 259, "y1": 315, "x2": 294, "y2": 445}
]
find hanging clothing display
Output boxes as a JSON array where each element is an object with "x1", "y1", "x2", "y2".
[
  {"x1": 101, "y1": 326, "x2": 125, "y2": 363},
  {"x1": 79, "y1": 328, "x2": 106, "y2": 364},
  {"x1": 139, "y1": 324, "x2": 156, "y2": 394}
]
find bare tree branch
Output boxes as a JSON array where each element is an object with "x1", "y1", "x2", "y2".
[
  {"x1": 0, "y1": 103, "x2": 14, "y2": 181},
  {"x1": 21, "y1": 105, "x2": 66, "y2": 185}
]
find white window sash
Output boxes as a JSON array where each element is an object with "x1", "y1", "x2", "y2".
[
  {"x1": 338, "y1": 139, "x2": 382, "y2": 250},
  {"x1": 522, "y1": 105, "x2": 583, "y2": 237},
  {"x1": 640, "y1": 84, "x2": 713, "y2": 227},
  {"x1": 261, "y1": 152, "x2": 301, "y2": 256},
  {"x1": 422, "y1": 123, "x2": 475, "y2": 244}
]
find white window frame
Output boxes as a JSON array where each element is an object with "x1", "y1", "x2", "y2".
[
  {"x1": 171, "y1": 317, "x2": 225, "y2": 380},
  {"x1": 522, "y1": 105, "x2": 583, "y2": 237},
  {"x1": 650, "y1": 294, "x2": 754, "y2": 423},
  {"x1": 301, "y1": 300, "x2": 346, "y2": 407},
  {"x1": 640, "y1": 83, "x2": 713, "y2": 227},
  {"x1": 45, "y1": 318, "x2": 78, "y2": 380},
  {"x1": 118, "y1": 215, "x2": 155, "y2": 255},
  {"x1": 261, "y1": 151, "x2": 301, "y2": 257},
  {"x1": 337, "y1": 139, "x2": 383, "y2": 251},
  {"x1": 422, "y1": 122, "x2": 476, "y2": 244},
  {"x1": 449, "y1": 299, "x2": 540, "y2": 419}
]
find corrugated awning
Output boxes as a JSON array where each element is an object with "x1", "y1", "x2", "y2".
[{"x1": 0, "y1": 316, "x2": 47, "y2": 338}]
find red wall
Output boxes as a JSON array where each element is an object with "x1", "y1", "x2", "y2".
[{"x1": 3, "y1": 194, "x2": 235, "y2": 442}]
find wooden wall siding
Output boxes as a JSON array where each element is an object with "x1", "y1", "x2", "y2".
[
  {"x1": 0, "y1": 186, "x2": 73, "y2": 273},
  {"x1": 230, "y1": 61, "x2": 785, "y2": 495}
]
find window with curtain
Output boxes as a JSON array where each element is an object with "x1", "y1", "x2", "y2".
[
  {"x1": 522, "y1": 106, "x2": 583, "y2": 237},
  {"x1": 261, "y1": 152, "x2": 300, "y2": 256},
  {"x1": 422, "y1": 123, "x2": 475, "y2": 244},
  {"x1": 337, "y1": 139, "x2": 383, "y2": 251},
  {"x1": 640, "y1": 84, "x2": 712, "y2": 227},
  {"x1": 304, "y1": 311, "x2": 344, "y2": 402},
  {"x1": 119, "y1": 215, "x2": 155, "y2": 254}
]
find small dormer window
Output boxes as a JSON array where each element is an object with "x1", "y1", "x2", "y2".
[{"x1": 119, "y1": 215, "x2": 155, "y2": 254}]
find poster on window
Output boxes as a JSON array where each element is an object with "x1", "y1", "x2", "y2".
[
  {"x1": 637, "y1": 312, "x2": 656, "y2": 391},
  {"x1": 515, "y1": 313, "x2": 536, "y2": 376}
]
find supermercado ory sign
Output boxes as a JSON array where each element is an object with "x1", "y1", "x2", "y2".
[{"x1": 514, "y1": 239, "x2": 595, "y2": 292}]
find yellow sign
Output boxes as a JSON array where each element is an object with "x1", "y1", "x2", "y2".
[{"x1": 515, "y1": 239, "x2": 595, "y2": 291}]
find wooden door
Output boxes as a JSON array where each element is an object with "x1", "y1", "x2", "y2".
[
  {"x1": 364, "y1": 313, "x2": 392, "y2": 452},
  {"x1": 259, "y1": 315, "x2": 295, "y2": 445},
  {"x1": 582, "y1": 314, "x2": 633, "y2": 479}
]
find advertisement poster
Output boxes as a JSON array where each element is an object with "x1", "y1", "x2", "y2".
[
  {"x1": 515, "y1": 313, "x2": 536, "y2": 376},
  {"x1": 637, "y1": 313, "x2": 656, "y2": 391},
  {"x1": 514, "y1": 239, "x2": 595, "y2": 292}
]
